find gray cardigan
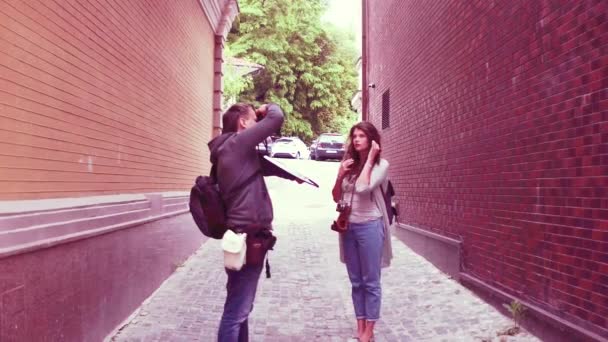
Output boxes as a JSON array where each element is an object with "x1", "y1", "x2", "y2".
[{"x1": 339, "y1": 158, "x2": 393, "y2": 268}]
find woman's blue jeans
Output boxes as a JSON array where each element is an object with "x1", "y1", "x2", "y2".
[{"x1": 343, "y1": 218, "x2": 384, "y2": 321}]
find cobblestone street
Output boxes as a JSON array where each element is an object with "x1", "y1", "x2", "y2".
[{"x1": 110, "y1": 161, "x2": 539, "y2": 342}]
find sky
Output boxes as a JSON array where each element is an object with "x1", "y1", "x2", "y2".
[{"x1": 321, "y1": 0, "x2": 362, "y2": 53}]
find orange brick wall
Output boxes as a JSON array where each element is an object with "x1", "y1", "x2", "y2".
[{"x1": 0, "y1": 0, "x2": 214, "y2": 199}]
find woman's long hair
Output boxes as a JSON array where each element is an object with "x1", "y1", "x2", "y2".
[{"x1": 344, "y1": 121, "x2": 381, "y2": 179}]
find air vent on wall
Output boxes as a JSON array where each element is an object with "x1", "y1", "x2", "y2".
[{"x1": 382, "y1": 89, "x2": 390, "y2": 129}]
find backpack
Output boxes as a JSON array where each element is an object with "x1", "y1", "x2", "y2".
[
  {"x1": 189, "y1": 164, "x2": 227, "y2": 239},
  {"x1": 189, "y1": 163, "x2": 261, "y2": 239},
  {"x1": 381, "y1": 180, "x2": 397, "y2": 225}
]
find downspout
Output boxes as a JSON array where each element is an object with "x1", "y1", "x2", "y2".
[
  {"x1": 212, "y1": 1, "x2": 239, "y2": 137},
  {"x1": 361, "y1": 0, "x2": 369, "y2": 121}
]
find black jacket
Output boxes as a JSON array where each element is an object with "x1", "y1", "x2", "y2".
[{"x1": 208, "y1": 104, "x2": 293, "y2": 232}]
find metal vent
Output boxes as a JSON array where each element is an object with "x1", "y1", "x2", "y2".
[{"x1": 382, "y1": 89, "x2": 390, "y2": 129}]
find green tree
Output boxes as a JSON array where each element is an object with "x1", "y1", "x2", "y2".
[
  {"x1": 227, "y1": 0, "x2": 358, "y2": 142},
  {"x1": 222, "y1": 47, "x2": 254, "y2": 109}
]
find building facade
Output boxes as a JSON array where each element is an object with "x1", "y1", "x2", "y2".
[
  {"x1": 364, "y1": 1, "x2": 607, "y2": 341},
  {"x1": 0, "y1": 0, "x2": 237, "y2": 340},
  {"x1": 352, "y1": 57, "x2": 363, "y2": 122}
]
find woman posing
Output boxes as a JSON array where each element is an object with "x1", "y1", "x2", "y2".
[{"x1": 332, "y1": 122, "x2": 393, "y2": 342}]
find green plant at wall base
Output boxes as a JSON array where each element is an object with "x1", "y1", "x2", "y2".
[
  {"x1": 172, "y1": 260, "x2": 187, "y2": 271},
  {"x1": 227, "y1": 0, "x2": 358, "y2": 142},
  {"x1": 503, "y1": 300, "x2": 527, "y2": 328}
]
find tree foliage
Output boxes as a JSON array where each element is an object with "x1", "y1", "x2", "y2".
[
  {"x1": 222, "y1": 47, "x2": 254, "y2": 108},
  {"x1": 227, "y1": 0, "x2": 358, "y2": 142}
]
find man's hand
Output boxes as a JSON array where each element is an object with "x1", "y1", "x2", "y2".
[
  {"x1": 255, "y1": 104, "x2": 269, "y2": 120},
  {"x1": 339, "y1": 158, "x2": 354, "y2": 177}
]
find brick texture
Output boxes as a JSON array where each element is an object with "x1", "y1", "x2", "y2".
[
  {"x1": 0, "y1": 0, "x2": 214, "y2": 199},
  {"x1": 366, "y1": 0, "x2": 608, "y2": 336},
  {"x1": 0, "y1": 214, "x2": 204, "y2": 341}
]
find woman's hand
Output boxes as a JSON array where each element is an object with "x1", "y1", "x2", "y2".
[
  {"x1": 339, "y1": 158, "x2": 354, "y2": 177},
  {"x1": 367, "y1": 140, "x2": 381, "y2": 162}
]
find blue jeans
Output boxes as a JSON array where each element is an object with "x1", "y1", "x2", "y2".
[
  {"x1": 343, "y1": 218, "x2": 384, "y2": 321},
  {"x1": 218, "y1": 263, "x2": 263, "y2": 342}
]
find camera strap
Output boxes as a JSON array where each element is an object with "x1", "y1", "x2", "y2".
[{"x1": 341, "y1": 177, "x2": 356, "y2": 208}]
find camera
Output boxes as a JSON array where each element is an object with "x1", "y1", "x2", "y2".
[
  {"x1": 336, "y1": 200, "x2": 350, "y2": 213},
  {"x1": 255, "y1": 110, "x2": 264, "y2": 122}
]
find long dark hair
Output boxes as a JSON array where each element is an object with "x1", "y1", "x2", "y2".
[{"x1": 344, "y1": 121, "x2": 381, "y2": 178}]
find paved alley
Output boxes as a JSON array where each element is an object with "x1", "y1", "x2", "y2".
[{"x1": 110, "y1": 160, "x2": 539, "y2": 342}]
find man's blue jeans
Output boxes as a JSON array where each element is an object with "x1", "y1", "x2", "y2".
[
  {"x1": 218, "y1": 262, "x2": 263, "y2": 342},
  {"x1": 343, "y1": 218, "x2": 384, "y2": 321}
]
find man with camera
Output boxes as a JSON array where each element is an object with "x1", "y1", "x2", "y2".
[{"x1": 209, "y1": 102, "x2": 289, "y2": 342}]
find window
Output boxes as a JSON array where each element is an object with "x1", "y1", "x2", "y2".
[
  {"x1": 319, "y1": 134, "x2": 344, "y2": 143},
  {"x1": 382, "y1": 89, "x2": 390, "y2": 129}
]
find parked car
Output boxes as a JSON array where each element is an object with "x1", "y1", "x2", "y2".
[
  {"x1": 313, "y1": 133, "x2": 345, "y2": 161},
  {"x1": 256, "y1": 136, "x2": 274, "y2": 156},
  {"x1": 309, "y1": 139, "x2": 318, "y2": 160},
  {"x1": 270, "y1": 137, "x2": 309, "y2": 159}
]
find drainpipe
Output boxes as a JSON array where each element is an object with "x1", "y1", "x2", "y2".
[
  {"x1": 212, "y1": 0, "x2": 239, "y2": 137},
  {"x1": 361, "y1": 0, "x2": 369, "y2": 122}
]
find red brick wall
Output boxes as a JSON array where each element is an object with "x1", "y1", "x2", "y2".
[
  {"x1": 0, "y1": 0, "x2": 214, "y2": 200},
  {"x1": 367, "y1": 0, "x2": 608, "y2": 335}
]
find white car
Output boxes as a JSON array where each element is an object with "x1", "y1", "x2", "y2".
[
  {"x1": 256, "y1": 136, "x2": 273, "y2": 156},
  {"x1": 270, "y1": 137, "x2": 310, "y2": 159}
]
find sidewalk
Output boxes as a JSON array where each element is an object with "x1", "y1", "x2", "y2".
[{"x1": 110, "y1": 183, "x2": 539, "y2": 341}]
